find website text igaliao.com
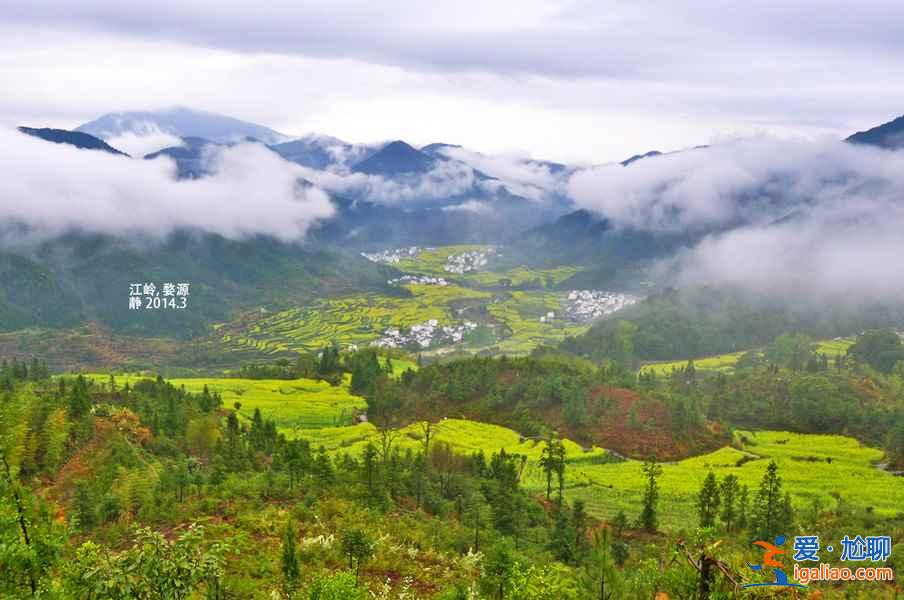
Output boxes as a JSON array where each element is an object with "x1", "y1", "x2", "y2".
[{"x1": 793, "y1": 563, "x2": 894, "y2": 584}]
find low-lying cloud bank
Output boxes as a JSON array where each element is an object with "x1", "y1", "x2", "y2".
[
  {"x1": 568, "y1": 137, "x2": 904, "y2": 300},
  {"x1": 103, "y1": 122, "x2": 185, "y2": 157},
  {"x1": 0, "y1": 127, "x2": 334, "y2": 241}
]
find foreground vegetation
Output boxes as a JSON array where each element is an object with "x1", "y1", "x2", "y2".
[{"x1": 2, "y1": 327, "x2": 904, "y2": 598}]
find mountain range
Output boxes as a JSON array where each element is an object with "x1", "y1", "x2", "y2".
[{"x1": 7, "y1": 108, "x2": 904, "y2": 347}]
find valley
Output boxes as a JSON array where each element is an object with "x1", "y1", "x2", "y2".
[{"x1": 214, "y1": 245, "x2": 638, "y2": 360}]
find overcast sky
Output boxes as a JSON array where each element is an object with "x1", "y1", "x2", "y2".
[{"x1": 2, "y1": 1, "x2": 903, "y2": 163}]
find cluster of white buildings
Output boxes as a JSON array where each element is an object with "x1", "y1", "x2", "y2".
[
  {"x1": 562, "y1": 290, "x2": 638, "y2": 323},
  {"x1": 372, "y1": 319, "x2": 478, "y2": 349},
  {"x1": 361, "y1": 246, "x2": 427, "y2": 265},
  {"x1": 443, "y1": 249, "x2": 494, "y2": 274},
  {"x1": 387, "y1": 275, "x2": 449, "y2": 287}
]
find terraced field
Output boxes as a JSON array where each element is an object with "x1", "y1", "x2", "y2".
[
  {"x1": 86, "y1": 374, "x2": 367, "y2": 430},
  {"x1": 219, "y1": 283, "x2": 492, "y2": 353},
  {"x1": 639, "y1": 351, "x2": 747, "y2": 376},
  {"x1": 816, "y1": 336, "x2": 856, "y2": 357},
  {"x1": 639, "y1": 336, "x2": 858, "y2": 376},
  {"x1": 391, "y1": 245, "x2": 491, "y2": 276},
  {"x1": 564, "y1": 430, "x2": 904, "y2": 529},
  {"x1": 214, "y1": 245, "x2": 604, "y2": 357},
  {"x1": 83, "y1": 369, "x2": 904, "y2": 531},
  {"x1": 296, "y1": 418, "x2": 904, "y2": 530}
]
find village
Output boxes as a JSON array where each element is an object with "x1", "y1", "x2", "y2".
[
  {"x1": 387, "y1": 274, "x2": 449, "y2": 286},
  {"x1": 561, "y1": 290, "x2": 638, "y2": 323},
  {"x1": 443, "y1": 248, "x2": 495, "y2": 274},
  {"x1": 360, "y1": 246, "x2": 426, "y2": 265},
  {"x1": 372, "y1": 319, "x2": 479, "y2": 349}
]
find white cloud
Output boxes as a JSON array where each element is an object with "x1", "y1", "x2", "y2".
[
  {"x1": 0, "y1": 127, "x2": 334, "y2": 241},
  {"x1": 441, "y1": 200, "x2": 493, "y2": 215},
  {"x1": 568, "y1": 136, "x2": 904, "y2": 300},
  {"x1": 103, "y1": 122, "x2": 184, "y2": 157},
  {"x1": 297, "y1": 159, "x2": 477, "y2": 205},
  {"x1": 437, "y1": 146, "x2": 569, "y2": 201}
]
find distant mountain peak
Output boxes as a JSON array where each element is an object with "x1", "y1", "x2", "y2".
[
  {"x1": 846, "y1": 114, "x2": 904, "y2": 149},
  {"x1": 352, "y1": 140, "x2": 436, "y2": 176},
  {"x1": 76, "y1": 107, "x2": 289, "y2": 145},
  {"x1": 18, "y1": 126, "x2": 129, "y2": 156},
  {"x1": 620, "y1": 150, "x2": 662, "y2": 166}
]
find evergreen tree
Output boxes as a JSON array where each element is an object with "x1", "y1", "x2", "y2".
[
  {"x1": 341, "y1": 529, "x2": 373, "y2": 587},
  {"x1": 281, "y1": 520, "x2": 300, "y2": 593},
  {"x1": 753, "y1": 461, "x2": 786, "y2": 539},
  {"x1": 73, "y1": 484, "x2": 96, "y2": 529},
  {"x1": 549, "y1": 505, "x2": 577, "y2": 563},
  {"x1": 696, "y1": 470, "x2": 721, "y2": 528},
  {"x1": 719, "y1": 474, "x2": 740, "y2": 531},
  {"x1": 737, "y1": 484, "x2": 750, "y2": 532},
  {"x1": 638, "y1": 459, "x2": 662, "y2": 532}
]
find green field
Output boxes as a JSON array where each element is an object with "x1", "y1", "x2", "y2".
[
  {"x1": 80, "y1": 371, "x2": 904, "y2": 532},
  {"x1": 293, "y1": 418, "x2": 904, "y2": 530},
  {"x1": 564, "y1": 430, "x2": 904, "y2": 529},
  {"x1": 207, "y1": 246, "x2": 609, "y2": 358},
  {"x1": 218, "y1": 283, "x2": 492, "y2": 354},
  {"x1": 639, "y1": 351, "x2": 747, "y2": 375},
  {"x1": 85, "y1": 374, "x2": 367, "y2": 430},
  {"x1": 467, "y1": 266, "x2": 581, "y2": 288},
  {"x1": 639, "y1": 336, "x2": 858, "y2": 376},
  {"x1": 816, "y1": 336, "x2": 856, "y2": 357},
  {"x1": 391, "y1": 245, "x2": 493, "y2": 276}
]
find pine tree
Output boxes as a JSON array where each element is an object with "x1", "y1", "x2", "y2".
[
  {"x1": 737, "y1": 484, "x2": 750, "y2": 531},
  {"x1": 341, "y1": 529, "x2": 373, "y2": 587},
  {"x1": 281, "y1": 520, "x2": 300, "y2": 593},
  {"x1": 549, "y1": 505, "x2": 577, "y2": 563},
  {"x1": 753, "y1": 461, "x2": 785, "y2": 540},
  {"x1": 639, "y1": 459, "x2": 662, "y2": 532},
  {"x1": 719, "y1": 474, "x2": 740, "y2": 531},
  {"x1": 696, "y1": 470, "x2": 720, "y2": 528}
]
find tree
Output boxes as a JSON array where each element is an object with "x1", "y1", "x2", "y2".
[
  {"x1": 696, "y1": 471, "x2": 720, "y2": 528},
  {"x1": 549, "y1": 505, "x2": 577, "y2": 563},
  {"x1": 539, "y1": 434, "x2": 557, "y2": 500},
  {"x1": 583, "y1": 528, "x2": 620, "y2": 600},
  {"x1": 848, "y1": 329, "x2": 904, "y2": 373},
  {"x1": 539, "y1": 434, "x2": 566, "y2": 503},
  {"x1": 639, "y1": 459, "x2": 662, "y2": 532},
  {"x1": 341, "y1": 529, "x2": 373, "y2": 587},
  {"x1": 766, "y1": 333, "x2": 814, "y2": 371},
  {"x1": 1, "y1": 448, "x2": 63, "y2": 597},
  {"x1": 73, "y1": 484, "x2": 96, "y2": 530},
  {"x1": 737, "y1": 484, "x2": 750, "y2": 531},
  {"x1": 481, "y1": 539, "x2": 515, "y2": 599},
  {"x1": 281, "y1": 520, "x2": 300, "y2": 593},
  {"x1": 572, "y1": 499, "x2": 588, "y2": 557},
  {"x1": 752, "y1": 461, "x2": 787, "y2": 540},
  {"x1": 719, "y1": 474, "x2": 740, "y2": 531}
]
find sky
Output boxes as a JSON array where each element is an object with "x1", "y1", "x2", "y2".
[{"x1": 2, "y1": 1, "x2": 904, "y2": 163}]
